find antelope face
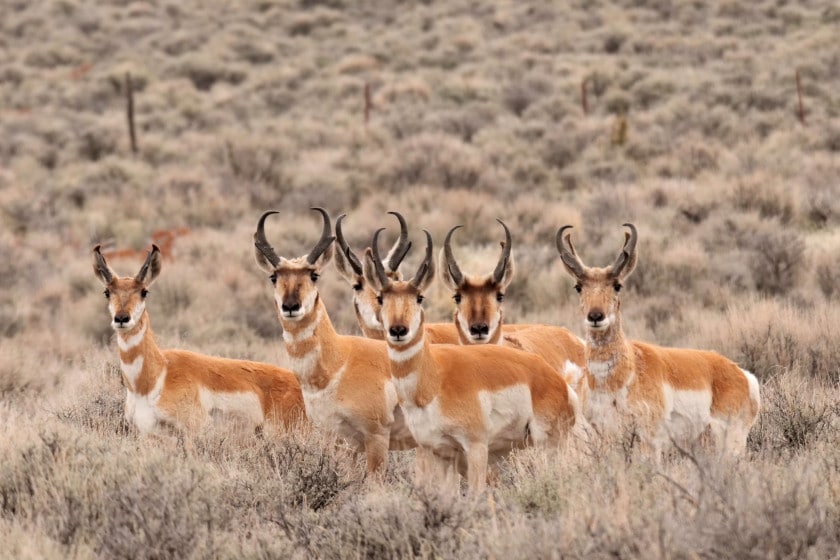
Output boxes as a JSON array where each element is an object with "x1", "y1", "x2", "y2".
[
  {"x1": 363, "y1": 227, "x2": 436, "y2": 348},
  {"x1": 451, "y1": 278, "x2": 505, "y2": 343},
  {"x1": 254, "y1": 208, "x2": 335, "y2": 324},
  {"x1": 556, "y1": 223, "x2": 638, "y2": 335},
  {"x1": 268, "y1": 259, "x2": 323, "y2": 321},
  {"x1": 377, "y1": 282, "x2": 426, "y2": 346},
  {"x1": 439, "y1": 220, "x2": 513, "y2": 344},
  {"x1": 93, "y1": 244, "x2": 161, "y2": 331},
  {"x1": 333, "y1": 212, "x2": 411, "y2": 338}
]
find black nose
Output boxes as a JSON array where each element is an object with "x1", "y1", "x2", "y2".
[
  {"x1": 114, "y1": 313, "x2": 130, "y2": 325},
  {"x1": 470, "y1": 323, "x2": 489, "y2": 336},
  {"x1": 281, "y1": 302, "x2": 301, "y2": 314},
  {"x1": 587, "y1": 311, "x2": 605, "y2": 324},
  {"x1": 389, "y1": 325, "x2": 408, "y2": 339}
]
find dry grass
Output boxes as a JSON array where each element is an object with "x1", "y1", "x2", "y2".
[{"x1": 1, "y1": 0, "x2": 839, "y2": 557}]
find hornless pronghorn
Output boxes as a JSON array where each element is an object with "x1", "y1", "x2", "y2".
[
  {"x1": 93, "y1": 245, "x2": 304, "y2": 436},
  {"x1": 555, "y1": 223, "x2": 761, "y2": 456},
  {"x1": 334, "y1": 211, "x2": 528, "y2": 344},
  {"x1": 363, "y1": 228, "x2": 580, "y2": 494},
  {"x1": 253, "y1": 208, "x2": 418, "y2": 476},
  {"x1": 439, "y1": 221, "x2": 588, "y2": 405}
]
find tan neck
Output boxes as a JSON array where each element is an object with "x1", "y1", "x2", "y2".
[
  {"x1": 281, "y1": 297, "x2": 344, "y2": 390},
  {"x1": 116, "y1": 311, "x2": 166, "y2": 395},
  {"x1": 387, "y1": 322, "x2": 441, "y2": 407},
  {"x1": 584, "y1": 314, "x2": 634, "y2": 390}
]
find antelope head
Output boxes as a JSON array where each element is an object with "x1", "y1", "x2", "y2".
[
  {"x1": 333, "y1": 211, "x2": 411, "y2": 338},
  {"x1": 93, "y1": 244, "x2": 162, "y2": 331},
  {"x1": 556, "y1": 223, "x2": 638, "y2": 334},
  {"x1": 254, "y1": 207, "x2": 335, "y2": 322},
  {"x1": 363, "y1": 227, "x2": 435, "y2": 347},
  {"x1": 439, "y1": 219, "x2": 514, "y2": 344}
]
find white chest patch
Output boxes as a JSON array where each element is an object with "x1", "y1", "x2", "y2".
[
  {"x1": 391, "y1": 370, "x2": 419, "y2": 402},
  {"x1": 587, "y1": 359, "x2": 615, "y2": 383},
  {"x1": 126, "y1": 367, "x2": 167, "y2": 434},
  {"x1": 287, "y1": 347, "x2": 321, "y2": 382},
  {"x1": 301, "y1": 366, "x2": 356, "y2": 441},
  {"x1": 120, "y1": 355, "x2": 144, "y2": 390}
]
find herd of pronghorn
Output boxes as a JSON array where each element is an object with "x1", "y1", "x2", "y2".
[{"x1": 93, "y1": 208, "x2": 761, "y2": 494}]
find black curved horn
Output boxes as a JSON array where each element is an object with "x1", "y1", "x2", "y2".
[
  {"x1": 610, "y1": 223, "x2": 638, "y2": 278},
  {"x1": 492, "y1": 219, "x2": 512, "y2": 284},
  {"x1": 410, "y1": 230, "x2": 435, "y2": 289},
  {"x1": 555, "y1": 225, "x2": 585, "y2": 279},
  {"x1": 335, "y1": 213, "x2": 363, "y2": 275},
  {"x1": 307, "y1": 207, "x2": 335, "y2": 265},
  {"x1": 443, "y1": 225, "x2": 465, "y2": 286},
  {"x1": 385, "y1": 211, "x2": 412, "y2": 272},
  {"x1": 254, "y1": 210, "x2": 282, "y2": 268},
  {"x1": 370, "y1": 228, "x2": 392, "y2": 290}
]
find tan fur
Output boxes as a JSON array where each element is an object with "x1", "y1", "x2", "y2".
[
  {"x1": 441, "y1": 260, "x2": 588, "y2": 406},
  {"x1": 255, "y1": 226, "x2": 418, "y2": 477},
  {"x1": 557, "y1": 226, "x2": 760, "y2": 457},
  {"x1": 365, "y1": 247, "x2": 579, "y2": 494},
  {"x1": 93, "y1": 249, "x2": 304, "y2": 435}
]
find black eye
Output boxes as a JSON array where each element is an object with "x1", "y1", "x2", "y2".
[
  {"x1": 140, "y1": 289, "x2": 148, "y2": 298},
  {"x1": 352, "y1": 282, "x2": 363, "y2": 292},
  {"x1": 376, "y1": 295, "x2": 383, "y2": 305},
  {"x1": 310, "y1": 272, "x2": 320, "y2": 282},
  {"x1": 496, "y1": 292, "x2": 504, "y2": 302},
  {"x1": 574, "y1": 284, "x2": 582, "y2": 293},
  {"x1": 614, "y1": 283, "x2": 622, "y2": 292},
  {"x1": 269, "y1": 273, "x2": 277, "y2": 285},
  {"x1": 453, "y1": 293, "x2": 461, "y2": 304},
  {"x1": 103, "y1": 289, "x2": 110, "y2": 299},
  {"x1": 417, "y1": 295, "x2": 425, "y2": 304}
]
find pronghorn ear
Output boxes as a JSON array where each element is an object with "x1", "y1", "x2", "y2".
[
  {"x1": 254, "y1": 247, "x2": 276, "y2": 275},
  {"x1": 333, "y1": 245, "x2": 360, "y2": 284},
  {"x1": 438, "y1": 248, "x2": 461, "y2": 292},
  {"x1": 135, "y1": 245, "x2": 162, "y2": 286},
  {"x1": 362, "y1": 248, "x2": 383, "y2": 293},
  {"x1": 92, "y1": 245, "x2": 117, "y2": 286},
  {"x1": 496, "y1": 240, "x2": 515, "y2": 289}
]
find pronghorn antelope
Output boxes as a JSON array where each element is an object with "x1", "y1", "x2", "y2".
[
  {"x1": 363, "y1": 227, "x2": 580, "y2": 494},
  {"x1": 439, "y1": 221, "x2": 587, "y2": 403},
  {"x1": 334, "y1": 212, "x2": 528, "y2": 344},
  {"x1": 556, "y1": 223, "x2": 760, "y2": 456},
  {"x1": 93, "y1": 245, "x2": 304, "y2": 436},
  {"x1": 253, "y1": 208, "x2": 418, "y2": 476},
  {"x1": 334, "y1": 211, "x2": 462, "y2": 344}
]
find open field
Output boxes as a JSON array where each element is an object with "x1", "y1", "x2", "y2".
[{"x1": 1, "y1": 0, "x2": 839, "y2": 557}]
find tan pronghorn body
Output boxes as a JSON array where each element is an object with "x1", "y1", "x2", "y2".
[
  {"x1": 253, "y1": 208, "x2": 417, "y2": 476},
  {"x1": 440, "y1": 221, "x2": 588, "y2": 405},
  {"x1": 556, "y1": 224, "x2": 760, "y2": 456},
  {"x1": 93, "y1": 245, "x2": 304, "y2": 435},
  {"x1": 364, "y1": 228, "x2": 579, "y2": 494},
  {"x1": 334, "y1": 212, "x2": 529, "y2": 345}
]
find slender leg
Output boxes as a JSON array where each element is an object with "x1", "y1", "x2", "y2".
[
  {"x1": 365, "y1": 432, "x2": 390, "y2": 477},
  {"x1": 465, "y1": 442, "x2": 489, "y2": 495}
]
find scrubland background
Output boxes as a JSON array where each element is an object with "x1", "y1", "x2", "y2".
[{"x1": 1, "y1": 0, "x2": 840, "y2": 557}]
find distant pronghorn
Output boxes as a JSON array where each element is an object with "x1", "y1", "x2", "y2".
[
  {"x1": 334, "y1": 211, "x2": 528, "y2": 344},
  {"x1": 99, "y1": 226, "x2": 190, "y2": 262},
  {"x1": 363, "y1": 227, "x2": 580, "y2": 494},
  {"x1": 253, "y1": 208, "x2": 420, "y2": 477},
  {"x1": 93, "y1": 244, "x2": 304, "y2": 436},
  {"x1": 556, "y1": 223, "x2": 760, "y2": 456},
  {"x1": 439, "y1": 221, "x2": 588, "y2": 404}
]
